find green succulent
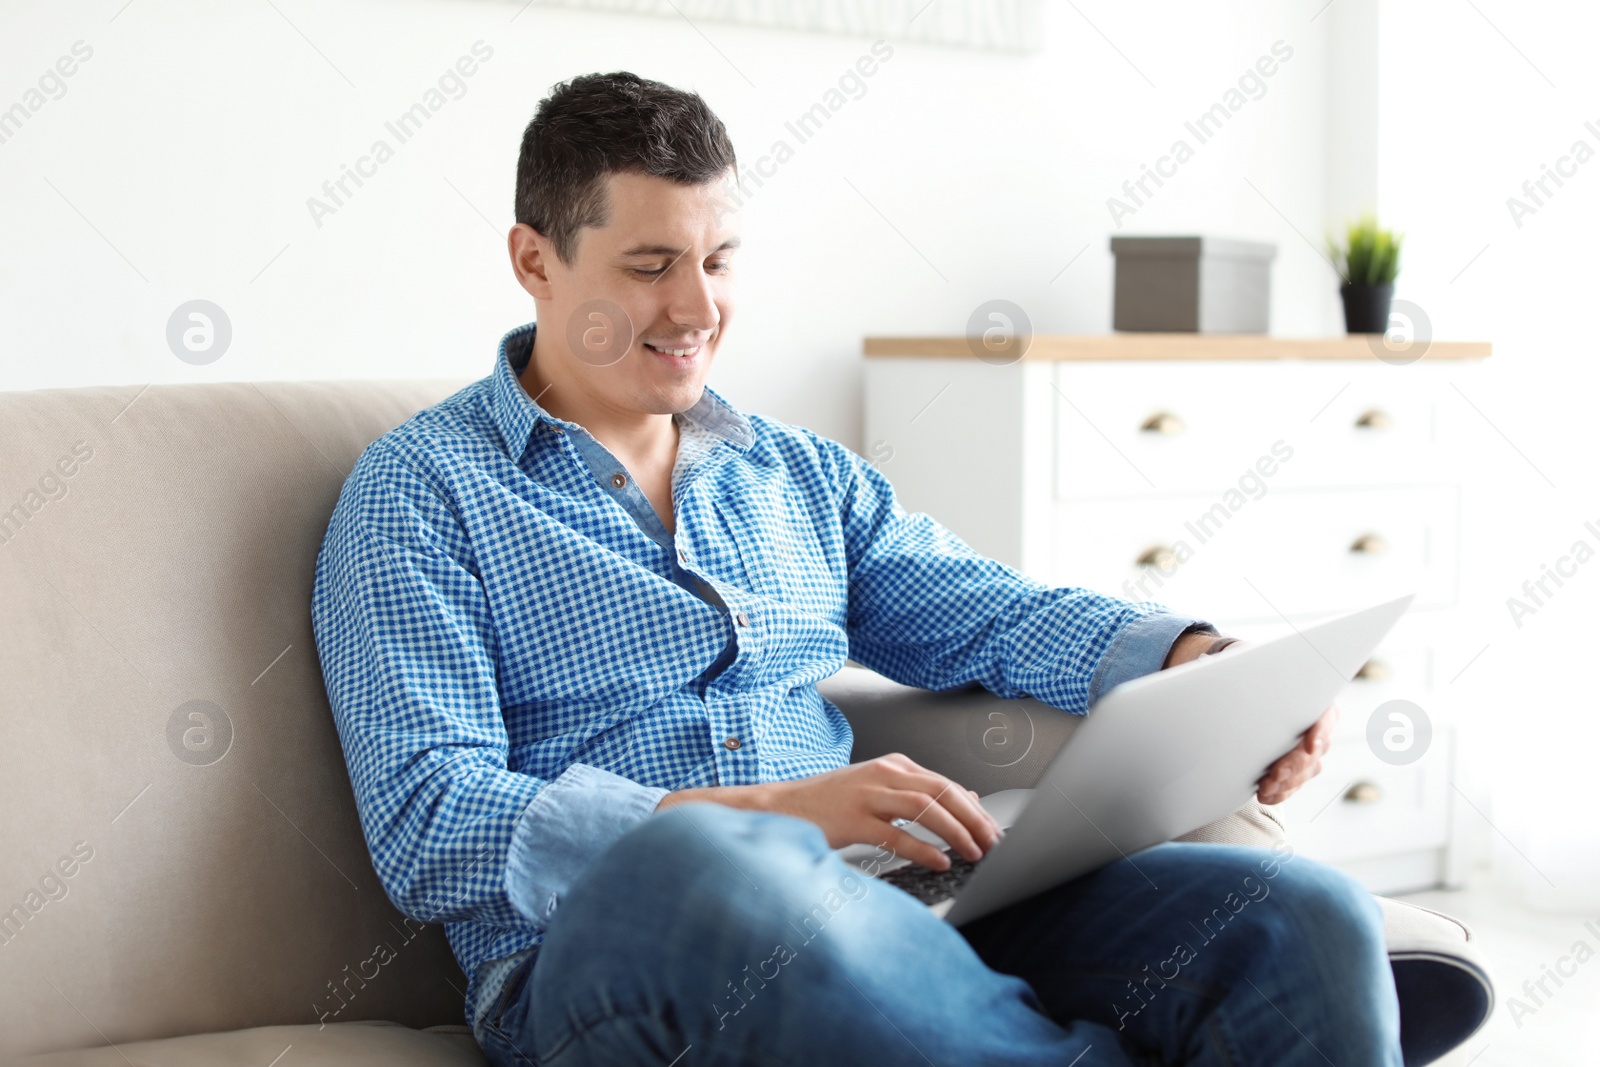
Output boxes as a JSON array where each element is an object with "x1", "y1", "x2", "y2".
[{"x1": 1330, "y1": 214, "x2": 1403, "y2": 286}]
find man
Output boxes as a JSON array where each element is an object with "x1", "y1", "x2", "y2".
[{"x1": 311, "y1": 71, "x2": 1400, "y2": 1065}]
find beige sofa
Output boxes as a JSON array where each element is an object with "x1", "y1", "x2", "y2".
[{"x1": 0, "y1": 378, "x2": 1491, "y2": 1065}]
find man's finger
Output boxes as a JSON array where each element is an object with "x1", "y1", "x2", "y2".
[
  {"x1": 1261, "y1": 746, "x2": 1327, "y2": 801},
  {"x1": 882, "y1": 789, "x2": 984, "y2": 862},
  {"x1": 1261, "y1": 751, "x2": 1310, "y2": 792},
  {"x1": 893, "y1": 768, "x2": 1001, "y2": 843},
  {"x1": 877, "y1": 823, "x2": 951, "y2": 872},
  {"x1": 936, "y1": 778, "x2": 1003, "y2": 848},
  {"x1": 1267, "y1": 748, "x2": 1309, "y2": 779}
]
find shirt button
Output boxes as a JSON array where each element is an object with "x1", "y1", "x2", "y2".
[
  {"x1": 677, "y1": 547, "x2": 689, "y2": 564},
  {"x1": 723, "y1": 737, "x2": 742, "y2": 750},
  {"x1": 610, "y1": 473, "x2": 627, "y2": 489},
  {"x1": 734, "y1": 611, "x2": 749, "y2": 627}
]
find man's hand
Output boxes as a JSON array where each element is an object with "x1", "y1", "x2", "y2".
[
  {"x1": 1257, "y1": 703, "x2": 1337, "y2": 805},
  {"x1": 654, "y1": 753, "x2": 1002, "y2": 872}
]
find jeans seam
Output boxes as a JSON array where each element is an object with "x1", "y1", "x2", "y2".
[
  {"x1": 1207, "y1": 1013, "x2": 1241, "y2": 1067},
  {"x1": 480, "y1": 1016, "x2": 538, "y2": 1067},
  {"x1": 491, "y1": 974, "x2": 518, "y2": 1030},
  {"x1": 538, "y1": 1004, "x2": 692, "y2": 1066},
  {"x1": 479, "y1": 953, "x2": 540, "y2": 1067},
  {"x1": 493, "y1": 950, "x2": 541, "y2": 1029}
]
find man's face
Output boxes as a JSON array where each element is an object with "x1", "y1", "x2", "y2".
[{"x1": 535, "y1": 170, "x2": 739, "y2": 417}]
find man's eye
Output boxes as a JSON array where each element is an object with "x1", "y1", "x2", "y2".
[{"x1": 632, "y1": 266, "x2": 668, "y2": 278}]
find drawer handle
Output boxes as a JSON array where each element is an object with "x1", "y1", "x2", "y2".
[
  {"x1": 1135, "y1": 545, "x2": 1180, "y2": 572},
  {"x1": 1343, "y1": 781, "x2": 1384, "y2": 805},
  {"x1": 1350, "y1": 533, "x2": 1388, "y2": 555},
  {"x1": 1139, "y1": 411, "x2": 1185, "y2": 435},
  {"x1": 1355, "y1": 408, "x2": 1392, "y2": 430},
  {"x1": 1354, "y1": 658, "x2": 1390, "y2": 682}
]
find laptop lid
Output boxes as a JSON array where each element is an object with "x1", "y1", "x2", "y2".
[{"x1": 943, "y1": 593, "x2": 1415, "y2": 926}]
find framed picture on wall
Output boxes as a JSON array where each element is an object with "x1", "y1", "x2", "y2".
[{"x1": 512, "y1": 0, "x2": 1043, "y2": 52}]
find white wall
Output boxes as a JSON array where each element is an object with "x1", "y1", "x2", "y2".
[
  {"x1": 1, "y1": 0, "x2": 1337, "y2": 447},
  {"x1": 1372, "y1": 0, "x2": 1600, "y2": 909}
]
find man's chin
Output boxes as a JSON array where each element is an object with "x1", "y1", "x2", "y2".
[
  {"x1": 636, "y1": 356, "x2": 713, "y2": 410},
  {"x1": 634, "y1": 378, "x2": 709, "y2": 417}
]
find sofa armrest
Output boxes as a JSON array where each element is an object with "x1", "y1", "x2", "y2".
[{"x1": 818, "y1": 665, "x2": 1083, "y2": 795}]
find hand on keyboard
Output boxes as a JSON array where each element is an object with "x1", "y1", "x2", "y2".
[{"x1": 657, "y1": 752, "x2": 1002, "y2": 871}]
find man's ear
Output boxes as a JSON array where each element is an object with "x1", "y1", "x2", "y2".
[{"x1": 509, "y1": 223, "x2": 557, "y2": 300}]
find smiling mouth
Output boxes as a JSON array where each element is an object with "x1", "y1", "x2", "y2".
[{"x1": 643, "y1": 341, "x2": 705, "y2": 359}]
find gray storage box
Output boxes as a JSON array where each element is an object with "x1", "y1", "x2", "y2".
[{"x1": 1111, "y1": 236, "x2": 1277, "y2": 333}]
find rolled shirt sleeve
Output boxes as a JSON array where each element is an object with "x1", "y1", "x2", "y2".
[
  {"x1": 1087, "y1": 612, "x2": 1217, "y2": 706},
  {"x1": 503, "y1": 763, "x2": 668, "y2": 923}
]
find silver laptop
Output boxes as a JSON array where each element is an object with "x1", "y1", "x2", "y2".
[{"x1": 843, "y1": 593, "x2": 1414, "y2": 926}]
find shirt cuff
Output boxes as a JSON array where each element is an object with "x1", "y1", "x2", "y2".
[
  {"x1": 1088, "y1": 613, "x2": 1215, "y2": 707},
  {"x1": 504, "y1": 763, "x2": 669, "y2": 925}
]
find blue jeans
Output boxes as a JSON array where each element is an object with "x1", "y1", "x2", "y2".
[{"x1": 473, "y1": 802, "x2": 1401, "y2": 1066}]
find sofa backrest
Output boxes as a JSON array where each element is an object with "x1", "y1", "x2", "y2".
[{"x1": 0, "y1": 377, "x2": 474, "y2": 1059}]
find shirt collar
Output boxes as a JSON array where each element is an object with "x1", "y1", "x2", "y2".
[{"x1": 489, "y1": 321, "x2": 754, "y2": 461}]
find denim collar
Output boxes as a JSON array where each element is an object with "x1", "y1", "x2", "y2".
[{"x1": 489, "y1": 321, "x2": 754, "y2": 462}]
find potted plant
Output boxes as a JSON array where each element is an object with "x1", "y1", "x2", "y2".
[{"x1": 1329, "y1": 215, "x2": 1403, "y2": 334}]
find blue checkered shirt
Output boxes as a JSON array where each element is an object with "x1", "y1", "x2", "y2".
[{"x1": 310, "y1": 322, "x2": 1209, "y2": 1030}]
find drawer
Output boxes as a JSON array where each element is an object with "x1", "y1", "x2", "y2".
[
  {"x1": 1053, "y1": 362, "x2": 1470, "y2": 498},
  {"x1": 1282, "y1": 364, "x2": 1463, "y2": 489},
  {"x1": 1274, "y1": 731, "x2": 1452, "y2": 863},
  {"x1": 1047, "y1": 485, "x2": 1459, "y2": 623},
  {"x1": 1054, "y1": 362, "x2": 1296, "y2": 498}
]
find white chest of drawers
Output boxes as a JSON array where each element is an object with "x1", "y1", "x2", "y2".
[{"x1": 863, "y1": 335, "x2": 1491, "y2": 894}]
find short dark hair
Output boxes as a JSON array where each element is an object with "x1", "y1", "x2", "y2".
[{"x1": 514, "y1": 72, "x2": 737, "y2": 265}]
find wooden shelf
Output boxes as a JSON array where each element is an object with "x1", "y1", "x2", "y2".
[{"x1": 862, "y1": 334, "x2": 1492, "y2": 362}]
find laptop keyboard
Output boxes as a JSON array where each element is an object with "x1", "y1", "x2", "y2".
[{"x1": 876, "y1": 851, "x2": 980, "y2": 906}]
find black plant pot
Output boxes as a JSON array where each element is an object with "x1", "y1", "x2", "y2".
[{"x1": 1340, "y1": 283, "x2": 1394, "y2": 334}]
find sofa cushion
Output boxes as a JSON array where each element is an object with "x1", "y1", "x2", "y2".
[
  {"x1": 14, "y1": 1021, "x2": 487, "y2": 1066},
  {"x1": 0, "y1": 380, "x2": 472, "y2": 1060}
]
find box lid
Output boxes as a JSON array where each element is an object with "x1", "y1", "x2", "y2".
[{"x1": 1109, "y1": 236, "x2": 1278, "y2": 261}]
